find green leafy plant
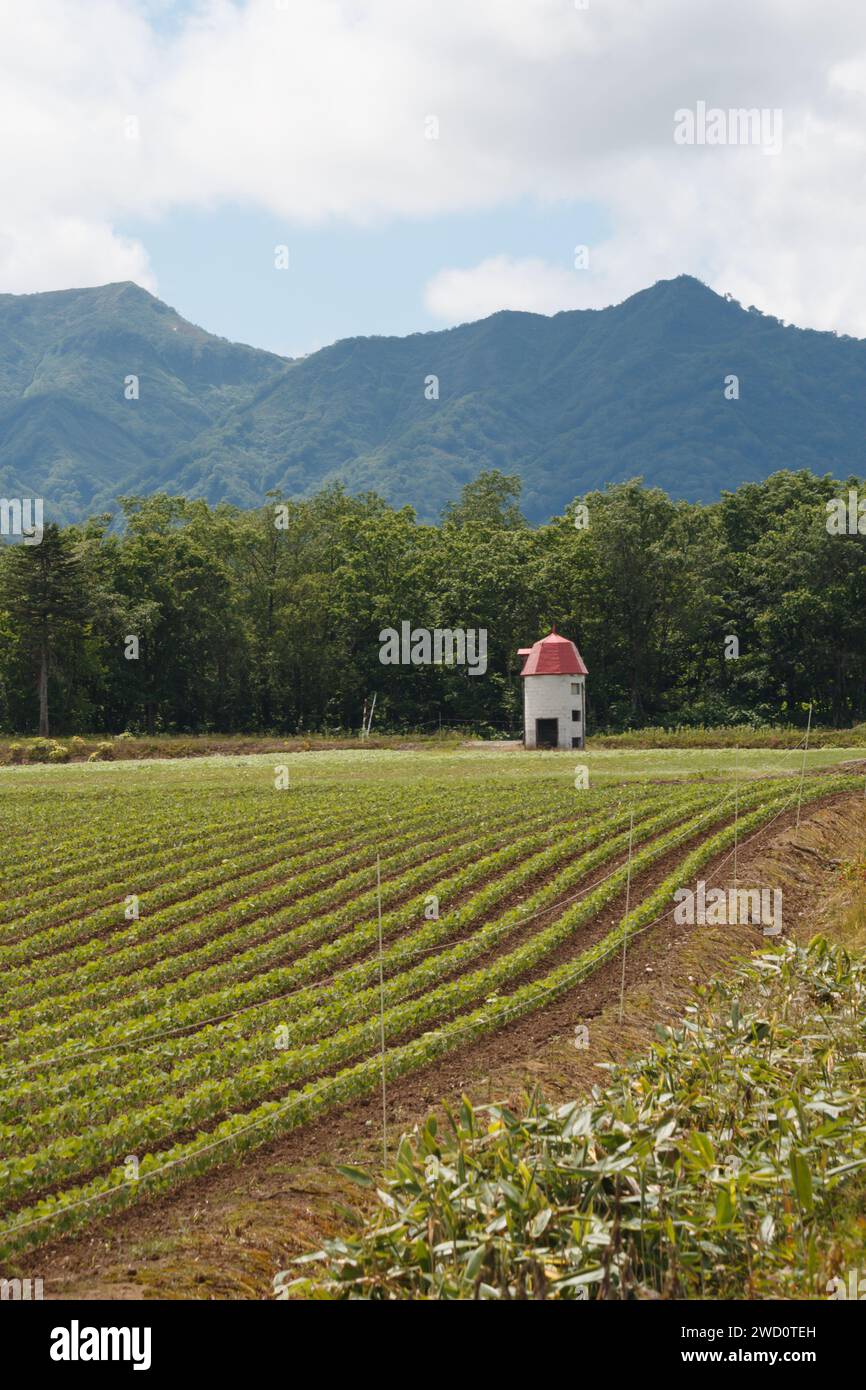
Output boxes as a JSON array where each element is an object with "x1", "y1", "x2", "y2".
[
  {"x1": 285, "y1": 938, "x2": 866, "y2": 1300},
  {"x1": 0, "y1": 770, "x2": 859, "y2": 1259}
]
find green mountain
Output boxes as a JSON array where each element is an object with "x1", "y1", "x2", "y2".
[
  {"x1": 0, "y1": 281, "x2": 286, "y2": 523},
  {"x1": 3, "y1": 274, "x2": 866, "y2": 524}
]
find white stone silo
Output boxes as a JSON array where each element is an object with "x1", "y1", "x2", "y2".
[{"x1": 518, "y1": 629, "x2": 588, "y2": 750}]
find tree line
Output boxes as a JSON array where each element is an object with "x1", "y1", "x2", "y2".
[{"x1": 1, "y1": 468, "x2": 864, "y2": 737}]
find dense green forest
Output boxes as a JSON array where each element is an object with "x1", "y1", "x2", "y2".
[{"x1": 1, "y1": 468, "x2": 864, "y2": 737}]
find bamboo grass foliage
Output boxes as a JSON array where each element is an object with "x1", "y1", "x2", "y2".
[{"x1": 285, "y1": 938, "x2": 866, "y2": 1300}]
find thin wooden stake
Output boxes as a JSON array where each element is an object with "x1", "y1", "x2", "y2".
[
  {"x1": 796, "y1": 703, "x2": 813, "y2": 828},
  {"x1": 376, "y1": 853, "x2": 387, "y2": 1170},
  {"x1": 734, "y1": 745, "x2": 739, "y2": 891},
  {"x1": 618, "y1": 802, "x2": 635, "y2": 1024}
]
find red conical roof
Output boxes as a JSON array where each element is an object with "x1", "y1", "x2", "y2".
[{"x1": 519, "y1": 630, "x2": 588, "y2": 677}]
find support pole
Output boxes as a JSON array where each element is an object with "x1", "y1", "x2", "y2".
[
  {"x1": 618, "y1": 801, "x2": 635, "y2": 1024},
  {"x1": 376, "y1": 853, "x2": 387, "y2": 1170},
  {"x1": 796, "y1": 703, "x2": 813, "y2": 829},
  {"x1": 734, "y1": 745, "x2": 739, "y2": 892}
]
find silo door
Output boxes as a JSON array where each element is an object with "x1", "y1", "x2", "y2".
[{"x1": 536, "y1": 718, "x2": 558, "y2": 748}]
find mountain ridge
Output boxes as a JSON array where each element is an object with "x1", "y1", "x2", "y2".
[{"x1": 3, "y1": 274, "x2": 866, "y2": 524}]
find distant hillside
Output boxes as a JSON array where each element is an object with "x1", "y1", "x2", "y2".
[
  {"x1": 3, "y1": 275, "x2": 866, "y2": 524},
  {"x1": 0, "y1": 282, "x2": 285, "y2": 523}
]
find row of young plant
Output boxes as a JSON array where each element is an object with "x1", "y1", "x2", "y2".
[
  {"x1": 288, "y1": 935, "x2": 866, "y2": 1299},
  {"x1": 0, "y1": 788, "x2": 668, "y2": 1067},
  {"x1": 0, "y1": 777, "x2": 250, "y2": 886},
  {"x1": 0, "y1": 778, "x2": 753, "y2": 1083},
  {"x1": 0, "y1": 795, "x2": 650, "y2": 1101},
  {"x1": 9, "y1": 769, "x2": 545, "y2": 945},
  {"x1": 1, "y1": 772, "x2": 579, "y2": 922},
  {"x1": 1, "y1": 789, "x2": 705, "y2": 1146},
  {"x1": 0, "y1": 778, "x2": 805, "y2": 1204},
  {"x1": 0, "y1": 789, "x2": 405, "y2": 938},
  {"x1": 3, "y1": 807, "x2": 537, "y2": 1032},
  {"x1": 0, "y1": 787, "x2": 728, "y2": 1201},
  {"x1": 0, "y1": 766, "x2": 538, "y2": 901},
  {"x1": 2, "y1": 794, "x2": 440, "y2": 969},
  {"x1": 2, "y1": 790, "x2": 543, "y2": 996},
  {"x1": 4, "y1": 775, "x2": 848, "y2": 1256},
  {"x1": 10, "y1": 760, "x2": 589, "y2": 902},
  {"x1": 0, "y1": 785, "x2": 358, "y2": 922}
]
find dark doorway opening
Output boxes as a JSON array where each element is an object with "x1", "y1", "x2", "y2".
[{"x1": 535, "y1": 717, "x2": 559, "y2": 748}]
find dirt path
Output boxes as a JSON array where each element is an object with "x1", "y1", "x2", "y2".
[{"x1": 14, "y1": 792, "x2": 866, "y2": 1300}]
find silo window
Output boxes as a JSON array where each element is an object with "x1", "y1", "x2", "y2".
[{"x1": 571, "y1": 709, "x2": 580, "y2": 722}]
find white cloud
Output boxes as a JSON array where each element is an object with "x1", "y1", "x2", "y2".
[
  {"x1": 425, "y1": 255, "x2": 589, "y2": 323},
  {"x1": 0, "y1": 218, "x2": 156, "y2": 296},
  {"x1": 2, "y1": 0, "x2": 866, "y2": 330}
]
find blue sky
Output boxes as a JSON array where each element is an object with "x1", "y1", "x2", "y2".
[
  {"x1": 2, "y1": 1, "x2": 864, "y2": 347},
  {"x1": 119, "y1": 198, "x2": 609, "y2": 357}
]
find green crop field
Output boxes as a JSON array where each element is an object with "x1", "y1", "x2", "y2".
[{"x1": 1, "y1": 747, "x2": 863, "y2": 1259}]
